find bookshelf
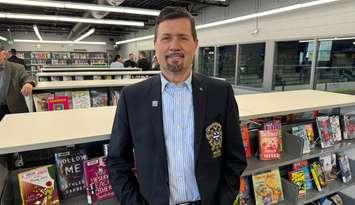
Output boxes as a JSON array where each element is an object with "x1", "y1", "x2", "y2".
[
  {"x1": 41, "y1": 67, "x2": 141, "y2": 72},
  {"x1": 36, "y1": 70, "x2": 160, "y2": 81},
  {"x1": 1, "y1": 90, "x2": 355, "y2": 204},
  {"x1": 13, "y1": 51, "x2": 109, "y2": 75}
]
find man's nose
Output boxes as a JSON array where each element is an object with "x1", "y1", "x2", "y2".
[{"x1": 169, "y1": 38, "x2": 182, "y2": 50}]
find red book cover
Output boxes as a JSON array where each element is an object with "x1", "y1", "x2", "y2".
[
  {"x1": 83, "y1": 156, "x2": 114, "y2": 204},
  {"x1": 47, "y1": 96, "x2": 69, "y2": 111},
  {"x1": 240, "y1": 123, "x2": 251, "y2": 158},
  {"x1": 316, "y1": 116, "x2": 334, "y2": 148},
  {"x1": 259, "y1": 130, "x2": 280, "y2": 160},
  {"x1": 18, "y1": 165, "x2": 60, "y2": 205}
]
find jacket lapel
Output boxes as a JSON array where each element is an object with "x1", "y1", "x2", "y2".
[
  {"x1": 192, "y1": 73, "x2": 207, "y2": 166},
  {"x1": 148, "y1": 75, "x2": 168, "y2": 167}
]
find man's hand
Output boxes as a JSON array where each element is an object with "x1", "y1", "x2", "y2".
[{"x1": 21, "y1": 83, "x2": 33, "y2": 96}]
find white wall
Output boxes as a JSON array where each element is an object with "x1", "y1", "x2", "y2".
[{"x1": 120, "y1": 0, "x2": 355, "y2": 53}]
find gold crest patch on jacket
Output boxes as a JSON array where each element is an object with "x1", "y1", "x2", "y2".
[{"x1": 206, "y1": 122, "x2": 223, "y2": 158}]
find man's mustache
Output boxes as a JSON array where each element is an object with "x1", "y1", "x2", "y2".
[{"x1": 165, "y1": 52, "x2": 184, "y2": 58}]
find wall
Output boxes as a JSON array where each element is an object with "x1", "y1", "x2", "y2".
[{"x1": 119, "y1": 0, "x2": 355, "y2": 53}]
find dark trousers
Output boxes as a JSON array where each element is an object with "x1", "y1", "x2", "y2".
[{"x1": 0, "y1": 104, "x2": 10, "y2": 121}]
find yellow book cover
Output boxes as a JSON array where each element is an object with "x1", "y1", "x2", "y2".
[{"x1": 252, "y1": 169, "x2": 284, "y2": 205}]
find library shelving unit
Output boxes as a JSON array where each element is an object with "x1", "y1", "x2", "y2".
[
  {"x1": 29, "y1": 78, "x2": 146, "y2": 112},
  {"x1": 1, "y1": 90, "x2": 355, "y2": 204},
  {"x1": 41, "y1": 67, "x2": 141, "y2": 72},
  {"x1": 36, "y1": 70, "x2": 161, "y2": 81},
  {"x1": 15, "y1": 51, "x2": 109, "y2": 75}
]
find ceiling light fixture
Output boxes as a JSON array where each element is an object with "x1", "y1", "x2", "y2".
[
  {"x1": 33, "y1": 25, "x2": 43, "y2": 41},
  {"x1": 0, "y1": 35, "x2": 7, "y2": 41},
  {"x1": 14, "y1": 39, "x2": 106, "y2": 45},
  {"x1": 0, "y1": 0, "x2": 160, "y2": 16},
  {"x1": 74, "y1": 28, "x2": 95, "y2": 42},
  {"x1": 116, "y1": 0, "x2": 341, "y2": 45},
  {"x1": 0, "y1": 12, "x2": 144, "y2": 26}
]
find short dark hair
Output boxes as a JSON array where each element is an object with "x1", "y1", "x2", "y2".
[
  {"x1": 114, "y1": 54, "x2": 121, "y2": 62},
  {"x1": 154, "y1": 6, "x2": 197, "y2": 42},
  {"x1": 10, "y1": 48, "x2": 16, "y2": 55},
  {"x1": 139, "y1": 51, "x2": 146, "y2": 57}
]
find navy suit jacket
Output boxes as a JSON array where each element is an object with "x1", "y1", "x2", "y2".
[{"x1": 107, "y1": 73, "x2": 247, "y2": 205}]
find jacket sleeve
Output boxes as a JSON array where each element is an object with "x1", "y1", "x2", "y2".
[
  {"x1": 107, "y1": 89, "x2": 148, "y2": 205},
  {"x1": 217, "y1": 84, "x2": 247, "y2": 205},
  {"x1": 17, "y1": 64, "x2": 37, "y2": 87}
]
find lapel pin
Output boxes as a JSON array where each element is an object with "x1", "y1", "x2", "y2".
[
  {"x1": 199, "y1": 87, "x2": 203, "y2": 91},
  {"x1": 152, "y1": 100, "x2": 159, "y2": 107}
]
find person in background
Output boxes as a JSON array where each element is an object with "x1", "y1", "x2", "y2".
[
  {"x1": 123, "y1": 53, "x2": 137, "y2": 68},
  {"x1": 137, "y1": 51, "x2": 151, "y2": 71},
  {"x1": 7, "y1": 48, "x2": 26, "y2": 69},
  {"x1": 107, "y1": 6, "x2": 247, "y2": 205},
  {"x1": 151, "y1": 55, "x2": 160, "y2": 70},
  {"x1": 110, "y1": 55, "x2": 124, "y2": 68},
  {"x1": 0, "y1": 48, "x2": 36, "y2": 121}
]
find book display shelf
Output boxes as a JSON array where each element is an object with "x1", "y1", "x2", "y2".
[
  {"x1": 41, "y1": 67, "x2": 141, "y2": 72},
  {"x1": 36, "y1": 70, "x2": 160, "y2": 82},
  {"x1": 1, "y1": 90, "x2": 355, "y2": 204},
  {"x1": 31, "y1": 78, "x2": 146, "y2": 112},
  {"x1": 17, "y1": 51, "x2": 109, "y2": 76}
]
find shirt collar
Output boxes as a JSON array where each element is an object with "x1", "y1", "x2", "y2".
[{"x1": 160, "y1": 71, "x2": 192, "y2": 92}]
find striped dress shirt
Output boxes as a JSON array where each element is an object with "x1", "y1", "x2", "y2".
[{"x1": 161, "y1": 73, "x2": 201, "y2": 205}]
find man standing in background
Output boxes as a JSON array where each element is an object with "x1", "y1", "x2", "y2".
[
  {"x1": 108, "y1": 6, "x2": 246, "y2": 205},
  {"x1": 124, "y1": 53, "x2": 137, "y2": 68},
  {"x1": 7, "y1": 49, "x2": 26, "y2": 68},
  {"x1": 137, "y1": 51, "x2": 151, "y2": 71},
  {"x1": 0, "y1": 48, "x2": 36, "y2": 121}
]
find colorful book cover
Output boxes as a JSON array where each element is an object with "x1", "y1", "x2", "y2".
[
  {"x1": 47, "y1": 96, "x2": 69, "y2": 111},
  {"x1": 310, "y1": 161, "x2": 326, "y2": 192},
  {"x1": 83, "y1": 156, "x2": 114, "y2": 204},
  {"x1": 316, "y1": 116, "x2": 334, "y2": 148},
  {"x1": 239, "y1": 176, "x2": 251, "y2": 205},
  {"x1": 72, "y1": 90, "x2": 91, "y2": 109},
  {"x1": 304, "y1": 124, "x2": 315, "y2": 149},
  {"x1": 18, "y1": 165, "x2": 60, "y2": 205},
  {"x1": 240, "y1": 123, "x2": 251, "y2": 158},
  {"x1": 288, "y1": 169, "x2": 306, "y2": 198},
  {"x1": 292, "y1": 160, "x2": 313, "y2": 190},
  {"x1": 329, "y1": 115, "x2": 342, "y2": 142},
  {"x1": 292, "y1": 125, "x2": 311, "y2": 154},
  {"x1": 54, "y1": 149, "x2": 87, "y2": 199},
  {"x1": 337, "y1": 153, "x2": 352, "y2": 183},
  {"x1": 263, "y1": 120, "x2": 282, "y2": 151},
  {"x1": 90, "y1": 90, "x2": 108, "y2": 107},
  {"x1": 319, "y1": 154, "x2": 338, "y2": 183},
  {"x1": 342, "y1": 113, "x2": 355, "y2": 139},
  {"x1": 259, "y1": 130, "x2": 280, "y2": 160},
  {"x1": 33, "y1": 93, "x2": 54, "y2": 112},
  {"x1": 252, "y1": 169, "x2": 284, "y2": 205}
]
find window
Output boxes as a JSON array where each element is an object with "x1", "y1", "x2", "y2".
[
  {"x1": 237, "y1": 43, "x2": 265, "y2": 88},
  {"x1": 198, "y1": 47, "x2": 215, "y2": 76},
  {"x1": 273, "y1": 41, "x2": 313, "y2": 90},
  {"x1": 216, "y1": 45, "x2": 236, "y2": 84},
  {"x1": 315, "y1": 39, "x2": 355, "y2": 92}
]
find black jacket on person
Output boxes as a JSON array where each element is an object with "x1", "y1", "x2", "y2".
[
  {"x1": 8, "y1": 55, "x2": 26, "y2": 68},
  {"x1": 124, "y1": 59, "x2": 137, "y2": 68},
  {"x1": 137, "y1": 58, "x2": 151, "y2": 71},
  {"x1": 107, "y1": 73, "x2": 247, "y2": 205}
]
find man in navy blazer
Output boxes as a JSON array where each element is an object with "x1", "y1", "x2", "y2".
[{"x1": 107, "y1": 6, "x2": 247, "y2": 205}]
